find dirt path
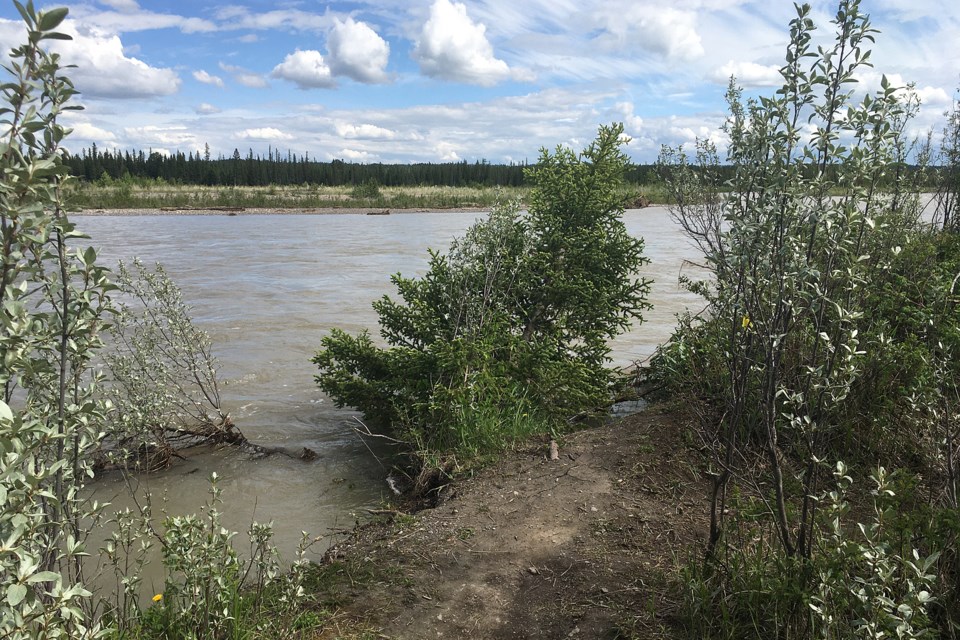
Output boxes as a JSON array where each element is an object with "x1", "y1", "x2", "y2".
[{"x1": 316, "y1": 408, "x2": 708, "y2": 639}]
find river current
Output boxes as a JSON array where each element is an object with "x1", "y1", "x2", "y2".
[{"x1": 75, "y1": 207, "x2": 704, "y2": 583}]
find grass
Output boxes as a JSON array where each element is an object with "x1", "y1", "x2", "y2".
[
  {"x1": 64, "y1": 182, "x2": 669, "y2": 211},
  {"x1": 66, "y1": 183, "x2": 527, "y2": 211}
]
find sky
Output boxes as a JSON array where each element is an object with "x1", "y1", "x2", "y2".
[{"x1": 0, "y1": 0, "x2": 957, "y2": 164}]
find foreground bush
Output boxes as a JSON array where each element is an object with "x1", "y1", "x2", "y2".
[
  {"x1": 0, "y1": 6, "x2": 326, "y2": 638},
  {"x1": 655, "y1": 0, "x2": 959, "y2": 636},
  {"x1": 315, "y1": 124, "x2": 651, "y2": 464},
  {"x1": 0, "y1": 4, "x2": 113, "y2": 636}
]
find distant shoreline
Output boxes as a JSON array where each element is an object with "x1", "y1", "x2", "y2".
[{"x1": 71, "y1": 206, "x2": 490, "y2": 217}]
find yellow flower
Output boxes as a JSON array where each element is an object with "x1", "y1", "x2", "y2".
[
  {"x1": 152, "y1": 594, "x2": 163, "y2": 603},
  {"x1": 741, "y1": 316, "x2": 753, "y2": 329}
]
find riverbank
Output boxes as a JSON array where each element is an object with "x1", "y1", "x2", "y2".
[
  {"x1": 64, "y1": 182, "x2": 662, "y2": 214},
  {"x1": 306, "y1": 406, "x2": 707, "y2": 639},
  {"x1": 71, "y1": 206, "x2": 490, "y2": 216},
  {"x1": 64, "y1": 183, "x2": 534, "y2": 212}
]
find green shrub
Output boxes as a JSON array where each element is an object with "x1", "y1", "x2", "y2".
[
  {"x1": 123, "y1": 475, "x2": 322, "y2": 640},
  {"x1": 103, "y1": 258, "x2": 242, "y2": 471},
  {"x1": 0, "y1": 6, "x2": 328, "y2": 638},
  {"x1": 350, "y1": 177, "x2": 383, "y2": 201},
  {"x1": 682, "y1": 463, "x2": 942, "y2": 639},
  {"x1": 315, "y1": 124, "x2": 651, "y2": 461},
  {"x1": 655, "y1": 1, "x2": 960, "y2": 636},
  {"x1": 0, "y1": 3, "x2": 114, "y2": 637},
  {"x1": 657, "y1": 0, "x2": 937, "y2": 556}
]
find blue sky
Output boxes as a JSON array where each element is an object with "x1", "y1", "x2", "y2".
[{"x1": 0, "y1": 0, "x2": 957, "y2": 164}]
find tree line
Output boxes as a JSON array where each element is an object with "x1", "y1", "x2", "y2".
[
  {"x1": 64, "y1": 144, "x2": 671, "y2": 188},
  {"x1": 65, "y1": 144, "x2": 942, "y2": 191}
]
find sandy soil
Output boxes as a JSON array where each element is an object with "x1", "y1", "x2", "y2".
[
  {"x1": 315, "y1": 407, "x2": 708, "y2": 639},
  {"x1": 71, "y1": 207, "x2": 488, "y2": 216}
]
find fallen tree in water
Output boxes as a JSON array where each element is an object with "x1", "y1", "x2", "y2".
[{"x1": 100, "y1": 259, "x2": 248, "y2": 472}]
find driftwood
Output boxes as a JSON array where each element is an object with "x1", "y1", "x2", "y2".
[
  {"x1": 93, "y1": 416, "x2": 321, "y2": 475},
  {"x1": 94, "y1": 416, "x2": 245, "y2": 473},
  {"x1": 159, "y1": 206, "x2": 246, "y2": 212},
  {"x1": 624, "y1": 194, "x2": 652, "y2": 209}
]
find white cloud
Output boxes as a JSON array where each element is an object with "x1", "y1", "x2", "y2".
[
  {"x1": 238, "y1": 34, "x2": 259, "y2": 43},
  {"x1": 70, "y1": 6, "x2": 216, "y2": 34},
  {"x1": 70, "y1": 122, "x2": 117, "y2": 142},
  {"x1": 193, "y1": 69, "x2": 224, "y2": 88},
  {"x1": 434, "y1": 141, "x2": 461, "y2": 161},
  {"x1": 45, "y1": 22, "x2": 180, "y2": 98},
  {"x1": 651, "y1": 115, "x2": 729, "y2": 152},
  {"x1": 335, "y1": 123, "x2": 397, "y2": 140},
  {"x1": 214, "y1": 7, "x2": 331, "y2": 33},
  {"x1": 413, "y1": 0, "x2": 513, "y2": 86},
  {"x1": 856, "y1": 71, "x2": 909, "y2": 94},
  {"x1": 57, "y1": 84, "x2": 734, "y2": 164},
  {"x1": 712, "y1": 60, "x2": 782, "y2": 87},
  {"x1": 327, "y1": 17, "x2": 390, "y2": 84},
  {"x1": 593, "y1": 5, "x2": 704, "y2": 62},
  {"x1": 123, "y1": 125, "x2": 198, "y2": 147},
  {"x1": 195, "y1": 103, "x2": 221, "y2": 115},
  {"x1": 334, "y1": 148, "x2": 377, "y2": 161},
  {"x1": 271, "y1": 50, "x2": 335, "y2": 89},
  {"x1": 219, "y1": 62, "x2": 269, "y2": 88},
  {"x1": 915, "y1": 85, "x2": 952, "y2": 108},
  {"x1": 0, "y1": 20, "x2": 178, "y2": 98},
  {"x1": 864, "y1": 73, "x2": 953, "y2": 109},
  {"x1": 213, "y1": 6, "x2": 248, "y2": 21},
  {"x1": 98, "y1": 0, "x2": 140, "y2": 12},
  {"x1": 613, "y1": 101, "x2": 645, "y2": 133},
  {"x1": 853, "y1": 72, "x2": 951, "y2": 107},
  {"x1": 237, "y1": 127, "x2": 294, "y2": 141},
  {"x1": 612, "y1": 100, "x2": 728, "y2": 154}
]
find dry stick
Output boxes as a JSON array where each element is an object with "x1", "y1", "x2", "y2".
[{"x1": 351, "y1": 417, "x2": 407, "y2": 474}]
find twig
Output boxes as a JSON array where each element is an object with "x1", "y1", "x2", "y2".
[{"x1": 353, "y1": 417, "x2": 407, "y2": 444}]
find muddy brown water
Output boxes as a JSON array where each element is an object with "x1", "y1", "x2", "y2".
[{"x1": 75, "y1": 207, "x2": 704, "y2": 593}]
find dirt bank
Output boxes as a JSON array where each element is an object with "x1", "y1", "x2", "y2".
[{"x1": 312, "y1": 407, "x2": 708, "y2": 639}]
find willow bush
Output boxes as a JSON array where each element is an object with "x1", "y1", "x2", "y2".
[
  {"x1": 934, "y1": 86, "x2": 960, "y2": 233},
  {"x1": 0, "y1": 3, "x2": 112, "y2": 636},
  {"x1": 102, "y1": 258, "x2": 245, "y2": 472},
  {"x1": 315, "y1": 124, "x2": 651, "y2": 468},
  {"x1": 656, "y1": 1, "x2": 959, "y2": 636},
  {"x1": 0, "y1": 7, "x2": 322, "y2": 638}
]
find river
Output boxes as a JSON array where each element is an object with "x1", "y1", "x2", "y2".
[{"x1": 75, "y1": 207, "x2": 704, "y2": 590}]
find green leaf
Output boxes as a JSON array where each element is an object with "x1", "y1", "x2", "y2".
[
  {"x1": 0, "y1": 400, "x2": 13, "y2": 423},
  {"x1": 26, "y1": 571, "x2": 61, "y2": 584},
  {"x1": 38, "y1": 7, "x2": 68, "y2": 32},
  {"x1": 27, "y1": 571, "x2": 60, "y2": 584},
  {"x1": 7, "y1": 583, "x2": 27, "y2": 607},
  {"x1": 13, "y1": 1, "x2": 33, "y2": 26}
]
